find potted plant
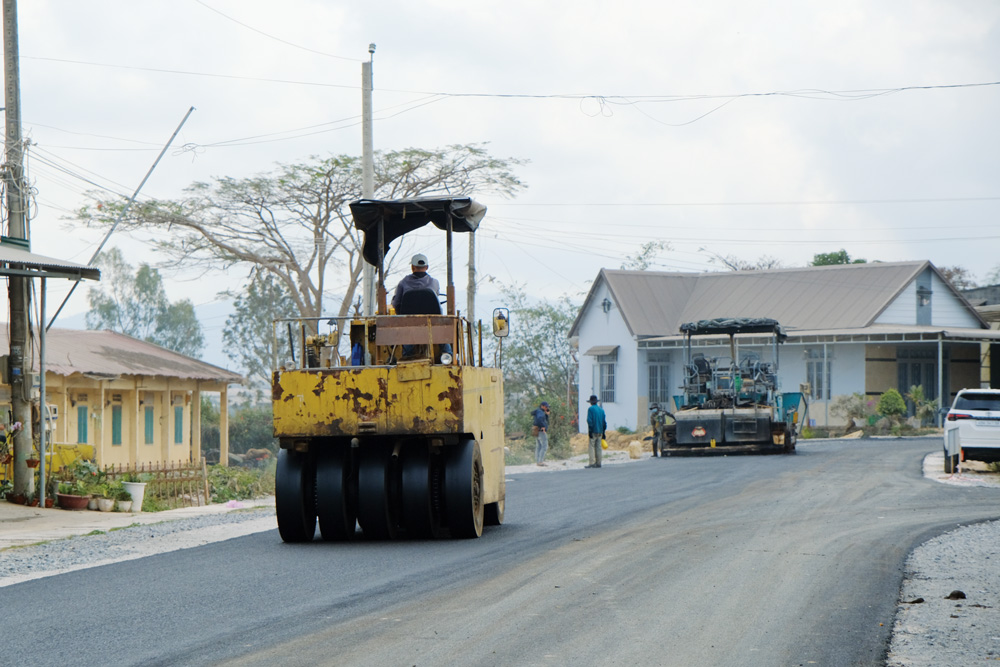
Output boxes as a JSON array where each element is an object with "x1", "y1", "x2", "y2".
[
  {"x1": 120, "y1": 472, "x2": 147, "y2": 513},
  {"x1": 56, "y1": 481, "x2": 90, "y2": 510},
  {"x1": 110, "y1": 481, "x2": 133, "y2": 512},
  {"x1": 95, "y1": 483, "x2": 115, "y2": 512}
]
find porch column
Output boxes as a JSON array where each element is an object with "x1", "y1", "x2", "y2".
[
  {"x1": 937, "y1": 335, "x2": 944, "y2": 427},
  {"x1": 161, "y1": 383, "x2": 171, "y2": 463},
  {"x1": 219, "y1": 385, "x2": 230, "y2": 467},
  {"x1": 98, "y1": 382, "x2": 107, "y2": 466},
  {"x1": 131, "y1": 379, "x2": 141, "y2": 464},
  {"x1": 191, "y1": 386, "x2": 202, "y2": 463},
  {"x1": 59, "y1": 380, "x2": 69, "y2": 444}
]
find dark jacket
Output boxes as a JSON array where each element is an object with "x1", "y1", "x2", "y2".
[
  {"x1": 532, "y1": 408, "x2": 549, "y2": 430},
  {"x1": 391, "y1": 272, "x2": 441, "y2": 309}
]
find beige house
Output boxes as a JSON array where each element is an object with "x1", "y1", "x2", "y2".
[{"x1": 3, "y1": 328, "x2": 243, "y2": 467}]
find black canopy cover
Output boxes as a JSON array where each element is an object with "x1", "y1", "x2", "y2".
[
  {"x1": 679, "y1": 317, "x2": 787, "y2": 341},
  {"x1": 349, "y1": 197, "x2": 487, "y2": 267}
]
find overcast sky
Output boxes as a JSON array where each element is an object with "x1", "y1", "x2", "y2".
[{"x1": 6, "y1": 1, "x2": 1000, "y2": 348}]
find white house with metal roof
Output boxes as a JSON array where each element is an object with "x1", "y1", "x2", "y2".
[{"x1": 569, "y1": 261, "x2": 1000, "y2": 431}]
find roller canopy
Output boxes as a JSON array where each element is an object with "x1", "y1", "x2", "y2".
[
  {"x1": 679, "y1": 317, "x2": 787, "y2": 341},
  {"x1": 350, "y1": 197, "x2": 487, "y2": 267}
]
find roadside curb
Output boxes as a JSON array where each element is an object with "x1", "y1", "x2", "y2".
[{"x1": 0, "y1": 497, "x2": 275, "y2": 551}]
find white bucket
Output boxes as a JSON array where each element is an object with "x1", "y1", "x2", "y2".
[{"x1": 122, "y1": 482, "x2": 147, "y2": 512}]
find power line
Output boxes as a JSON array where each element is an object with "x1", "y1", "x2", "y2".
[
  {"x1": 25, "y1": 56, "x2": 358, "y2": 89},
  {"x1": 24, "y1": 56, "x2": 1000, "y2": 105},
  {"x1": 193, "y1": 0, "x2": 362, "y2": 63},
  {"x1": 493, "y1": 196, "x2": 1000, "y2": 207}
]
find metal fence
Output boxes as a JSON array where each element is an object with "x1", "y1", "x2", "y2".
[{"x1": 104, "y1": 458, "x2": 210, "y2": 507}]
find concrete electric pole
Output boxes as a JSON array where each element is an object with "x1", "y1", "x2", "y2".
[
  {"x1": 3, "y1": 0, "x2": 34, "y2": 498},
  {"x1": 361, "y1": 43, "x2": 376, "y2": 316}
]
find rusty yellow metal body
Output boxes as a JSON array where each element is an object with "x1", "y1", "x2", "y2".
[
  {"x1": 272, "y1": 313, "x2": 506, "y2": 539},
  {"x1": 272, "y1": 197, "x2": 507, "y2": 542},
  {"x1": 273, "y1": 358, "x2": 505, "y2": 505}
]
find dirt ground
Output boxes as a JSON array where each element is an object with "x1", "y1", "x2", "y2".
[{"x1": 568, "y1": 428, "x2": 656, "y2": 455}]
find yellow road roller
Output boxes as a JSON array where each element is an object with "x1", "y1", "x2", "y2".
[{"x1": 272, "y1": 197, "x2": 508, "y2": 541}]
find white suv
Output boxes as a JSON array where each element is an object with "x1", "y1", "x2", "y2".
[{"x1": 943, "y1": 388, "x2": 1000, "y2": 473}]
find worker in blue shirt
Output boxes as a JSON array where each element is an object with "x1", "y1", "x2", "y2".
[{"x1": 586, "y1": 394, "x2": 607, "y2": 468}]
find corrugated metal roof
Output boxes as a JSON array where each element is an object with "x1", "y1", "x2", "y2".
[
  {"x1": 570, "y1": 261, "x2": 946, "y2": 339},
  {"x1": 640, "y1": 323, "x2": 1000, "y2": 347},
  {"x1": 583, "y1": 345, "x2": 619, "y2": 356},
  {"x1": 4, "y1": 328, "x2": 243, "y2": 383},
  {"x1": 0, "y1": 242, "x2": 100, "y2": 281}
]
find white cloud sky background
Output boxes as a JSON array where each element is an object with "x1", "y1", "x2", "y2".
[{"x1": 5, "y1": 0, "x2": 999, "y2": 360}]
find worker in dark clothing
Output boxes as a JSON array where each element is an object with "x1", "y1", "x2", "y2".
[
  {"x1": 532, "y1": 401, "x2": 550, "y2": 466},
  {"x1": 391, "y1": 253, "x2": 440, "y2": 311}
]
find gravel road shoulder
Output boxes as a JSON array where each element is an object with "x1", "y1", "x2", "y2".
[
  {"x1": 886, "y1": 451, "x2": 1000, "y2": 665},
  {"x1": 0, "y1": 508, "x2": 275, "y2": 588}
]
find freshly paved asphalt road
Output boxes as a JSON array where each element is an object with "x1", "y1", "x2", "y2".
[{"x1": 6, "y1": 437, "x2": 999, "y2": 666}]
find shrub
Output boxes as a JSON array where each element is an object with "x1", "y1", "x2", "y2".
[
  {"x1": 877, "y1": 389, "x2": 907, "y2": 422},
  {"x1": 830, "y1": 393, "x2": 875, "y2": 427},
  {"x1": 504, "y1": 438, "x2": 535, "y2": 466},
  {"x1": 506, "y1": 394, "x2": 575, "y2": 460},
  {"x1": 208, "y1": 460, "x2": 275, "y2": 503},
  {"x1": 906, "y1": 385, "x2": 940, "y2": 426}
]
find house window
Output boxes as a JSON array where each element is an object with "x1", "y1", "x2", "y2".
[
  {"x1": 174, "y1": 406, "x2": 184, "y2": 444},
  {"x1": 77, "y1": 406, "x2": 88, "y2": 444},
  {"x1": 647, "y1": 353, "x2": 670, "y2": 405},
  {"x1": 144, "y1": 406, "x2": 155, "y2": 445},
  {"x1": 597, "y1": 350, "x2": 617, "y2": 404},
  {"x1": 111, "y1": 405, "x2": 123, "y2": 445},
  {"x1": 806, "y1": 348, "x2": 832, "y2": 400}
]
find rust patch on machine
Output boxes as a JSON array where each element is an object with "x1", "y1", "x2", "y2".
[
  {"x1": 311, "y1": 372, "x2": 328, "y2": 397},
  {"x1": 438, "y1": 385, "x2": 464, "y2": 416},
  {"x1": 271, "y1": 372, "x2": 284, "y2": 401}
]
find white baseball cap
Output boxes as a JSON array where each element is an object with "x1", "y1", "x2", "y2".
[{"x1": 411, "y1": 253, "x2": 428, "y2": 268}]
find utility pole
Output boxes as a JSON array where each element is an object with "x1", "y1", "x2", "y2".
[
  {"x1": 3, "y1": 0, "x2": 33, "y2": 498},
  {"x1": 361, "y1": 44, "x2": 376, "y2": 316},
  {"x1": 467, "y1": 232, "x2": 476, "y2": 322}
]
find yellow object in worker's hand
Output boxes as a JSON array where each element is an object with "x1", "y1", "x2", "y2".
[{"x1": 601, "y1": 438, "x2": 608, "y2": 450}]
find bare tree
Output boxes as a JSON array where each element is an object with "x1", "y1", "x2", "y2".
[
  {"x1": 621, "y1": 240, "x2": 671, "y2": 270},
  {"x1": 938, "y1": 265, "x2": 978, "y2": 291},
  {"x1": 701, "y1": 249, "x2": 784, "y2": 271},
  {"x1": 75, "y1": 144, "x2": 527, "y2": 319}
]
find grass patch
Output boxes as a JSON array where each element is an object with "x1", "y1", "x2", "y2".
[
  {"x1": 109, "y1": 523, "x2": 142, "y2": 532},
  {"x1": 505, "y1": 438, "x2": 536, "y2": 465}
]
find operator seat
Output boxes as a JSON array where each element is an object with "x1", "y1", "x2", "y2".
[{"x1": 397, "y1": 288, "x2": 441, "y2": 315}]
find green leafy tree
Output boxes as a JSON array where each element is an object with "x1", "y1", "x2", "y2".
[
  {"x1": 200, "y1": 396, "x2": 220, "y2": 454},
  {"x1": 810, "y1": 249, "x2": 867, "y2": 266},
  {"x1": 228, "y1": 403, "x2": 277, "y2": 455},
  {"x1": 199, "y1": 397, "x2": 275, "y2": 461},
  {"x1": 222, "y1": 273, "x2": 296, "y2": 393},
  {"x1": 76, "y1": 144, "x2": 527, "y2": 321},
  {"x1": 86, "y1": 248, "x2": 204, "y2": 357},
  {"x1": 498, "y1": 285, "x2": 579, "y2": 457}
]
